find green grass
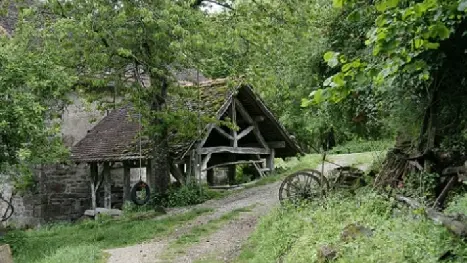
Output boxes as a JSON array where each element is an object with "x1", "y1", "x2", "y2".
[
  {"x1": 162, "y1": 205, "x2": 256, "y2": 260},
  {"x1": 235, "y1": 189, "x2": 467, "y2": 263},
  {"x1": 1, "y1": 207, "x2": 213, "y2": 263},
  {"x1": 329, "y1": 139, "x2": 393, "y2": 154},
  {"x1": 35, "y1": 245, "x2": 104, "y2": 263}
]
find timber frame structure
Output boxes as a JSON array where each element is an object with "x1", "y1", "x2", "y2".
[{"x1": 71, "y1": 79, "x2": 302, "y2": 209}]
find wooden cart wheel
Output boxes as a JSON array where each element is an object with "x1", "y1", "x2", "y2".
[{"x1": 279, "y1": 169, "x2": 328, "y2": 204}]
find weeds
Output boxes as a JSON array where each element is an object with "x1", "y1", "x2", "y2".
[
  {"x1": 236, "y1": 189, "x2": 467, "y2": 263},
  {"x1": 0, "y1": 207, "x2": 213, "y2": 263}
]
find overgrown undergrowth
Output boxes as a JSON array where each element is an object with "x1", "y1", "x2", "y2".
[
  {"x1": 236, "y1": 189, "x2": 467, "y2": 263},
  {"x1": 0, "y1": 207, "x2": 213, "y2": 263}
]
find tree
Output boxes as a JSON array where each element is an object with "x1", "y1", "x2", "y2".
[{"x1": 0, "y1": 14, "x2": 74, "y2": 178}]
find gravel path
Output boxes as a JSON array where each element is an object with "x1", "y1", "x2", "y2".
[{"x1": 106, "y1": 153, "x2": 374, "y2": 263}]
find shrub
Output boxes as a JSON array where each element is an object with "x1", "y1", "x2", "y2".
[{"x1": 152, "y1": 183, "x2": 224, "y2": 208}]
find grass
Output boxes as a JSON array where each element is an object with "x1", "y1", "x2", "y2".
[
  {"x1": 329, "y1": 139, "x2": 393, "y2": 154},
  {"x1": 162, "y1": 205, "x2": 256, "y2": 260},
  {"x1": 235, "y1": 189, "x2": 467, "y2": 263},
  {"x1": 1, "y1": 207, "x2": 213, "y2": 263}
]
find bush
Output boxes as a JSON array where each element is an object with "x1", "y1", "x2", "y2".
[
  {"x1": 329, "y1": 139, "x2": 393, "y2": 154},
  {"x1": 152, "y1": 183, "x2": 224, "y2": 208}
]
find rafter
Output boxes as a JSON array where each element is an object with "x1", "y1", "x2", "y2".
[{"x1": 234, "y1": 98, "x2": 269, "y2": 149}]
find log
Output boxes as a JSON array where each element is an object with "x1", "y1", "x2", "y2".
[
  {"x1": 0, "y1": 244, "x2": 13, "y2": 263},
  {"x1": 396, "y1": 195, "x2": 467, "y2": 237}
]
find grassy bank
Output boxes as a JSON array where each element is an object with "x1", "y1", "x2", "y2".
[
  {"x1": 0, "y1": 207, "x2": 212, "y2": 263},
  {"x1": 236, "y1": 189, "x2": 467, "y2": 263}
]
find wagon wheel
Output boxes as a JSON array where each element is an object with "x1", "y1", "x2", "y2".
[{"x1": 279, "y1": 169, "x2": 328, "y2": 204}]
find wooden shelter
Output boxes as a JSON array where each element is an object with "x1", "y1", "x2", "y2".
[{"x1": 71, "y1": 79, "x2": 302, "y2": 209}]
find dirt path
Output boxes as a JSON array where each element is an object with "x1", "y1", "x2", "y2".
[{"x1": 105, "y1": 153, "x2": 374, "y2": 263}]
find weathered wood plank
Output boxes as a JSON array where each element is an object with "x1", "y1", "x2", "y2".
[
  {"x1": 237, "y1": 125, "x2": 255, "y2": 140},
  {"x1": 198, "y1": 146, "x2": 271, "y2": 155}
]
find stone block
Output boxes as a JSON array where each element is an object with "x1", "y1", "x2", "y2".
[{"x1": 0, "y1": 244, "x2": 13, "y2": 263}]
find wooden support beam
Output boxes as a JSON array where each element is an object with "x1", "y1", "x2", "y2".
[
  {"x1": 213, "y1": 125, "x2": 234, "y2": 140},
  {"x1": 237, "y1": 125, "x2": 255, "y2": 140},
  {"x1": 103, "y1": 162, "x2": 111, "y2": 209},
  {"x1": 123, "y1": 164, "x2": 131, "y2": 202},
  {"x1": 198, "y1": 124, "x2": 214, "y2": 149},
  {"x1": 146, "y1": 159, "x2": 155, "y2": 191},
  {"x1": 234, "y1": 98, "x2": 269, "y2": 150},
  {"x1": 198, "y1": 146, "x2": 271, "y2": 155},
  {"x1": 202, "y1": 154, "x2": 212, "y2": 169},
  {"x1": 242, "y1": 141, "x2": 286, "y2": 149},
  {"x1": 230, "y1": 98, "x2": 238, "y2": 147},
  {"x1": 266, "y1": 148, "x2": 275, "y2": 172},
  {"x1": 170, "y1": 162, "x2": 186, "y2": 185},
  {"x1": 89, "y1": 163, "x2": 99, "y2": 211}
]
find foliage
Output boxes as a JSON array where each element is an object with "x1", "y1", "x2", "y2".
[
  {"x1": 445, "y1": 192, "x2": 467, "y2": 215},
  {"x1": 35, "y1": 245, "x2": 104, "y2": 263},
  {"x1": 0, "y1": 17, "x2": 74, "y2": 174},
  {"x1": 328, "y1": 139, "x2": 393, "y2": 154},
  {"x1": 236, "y1": 188, "x2": 467, "y2": 263},
  {"x1": 0, "y1": 207, "x2": 212, "y2": 263},
  {"x1": 152, "y1": 183, "x2": 226, "y2": 208}
]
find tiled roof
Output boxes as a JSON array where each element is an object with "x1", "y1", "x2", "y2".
[{"x1": 71, "y1": 79, "x2": 302, "y2": 162}]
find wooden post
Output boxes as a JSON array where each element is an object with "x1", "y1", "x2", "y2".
[
  {"x1": 89, "y1": 163, "x2": 99, "y2": 210},
  {"x1": 146, "y1": 159, "x2": 156, "y2": 191},
  {"x1": 123, "y1": 163, "x2": 131, "y2": 202},
  {"x1": 103, "y1": 162, "x2": 111, "y2": 209},
  {"x1": 267, "y1": 149, "x2": 275, "y2": 172},
  {"x1": 228, "y1": 164, "x2": 236, "y2": 185},
  {"x1": 207, "y1": 168, "x2": 214, "y2": 186}
]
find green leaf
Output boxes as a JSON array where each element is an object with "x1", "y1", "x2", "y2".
[
  {"x1": 333, "y1": 0, "x2": 344, "y2": 8},
  {"x1": 347, "y1": 10, "x2": 361, "y2": 22},
  {"x1": 323, "y1": 51, "x2": 339, "y2": 67},
  {"x1": 429, "y1": 23, "x2": 451, "y2": 39},
  {"x1": 300, "y1": 98, "x2": 311, "y2": 108},
  {"x1": 311, "y1": 89, "x2": 324, "y2": 104},
  {"x1": 423, "y1": 42, "x2": 440, "y2": 49},
  {"x1": 458, "y1": 0, "x2": 467, "y2": 11},
  {"x1": 376, "y1": 0, "x2": 399, "y2": 12}
]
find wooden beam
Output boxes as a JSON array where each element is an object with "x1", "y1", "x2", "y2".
[
  {"x1": 202, "y1": 153, "x2": 212, "y2": 169},
  {"x1": 198, "y1": 146, "x2": 271, "y2": 155},
  {"x1": 198, "y1": 124, "x2": 214, "y2": 149},
  {"x1": 213, "y1": 125, "x2": 234, "y2": 141},
  {"x1": 237, "y1": 125, "x2": 255, "y2": 140},
  {"x1": 123, "y1": 164, "x2": 131, "y2": 202},
  {"x1": 170, "y1": 162, "x2": 186, "y2": 185},
  {"x1": 243, "y1": 141, "x2": 286, "y2": 149},
  {"x1": 89, "y1": 163, "x2": 99, "y2": 211},
  {"x1": 230, "y1": 99, "x2": 238, "y2": 147},
  {"x1": 234, "y1": 98, "x2": 269, "y2": 149},
  {"x1": 103, "y1": 162, "x2": 111, "y2": 209},
  {"x1": 266, "y1": 148, "x2": 275, "y2": 172},
  {"x1": 203, "y1": 160, "x2": 265, "y2": 172}
]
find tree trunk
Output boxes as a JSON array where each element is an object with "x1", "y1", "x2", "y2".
[{"x1": 149, "y1": 74, "x2": 170, "y2": 195}]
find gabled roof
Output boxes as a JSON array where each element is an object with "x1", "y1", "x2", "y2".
[{"x1": 70, "y1": 79, "x2": 302, "y2": 163}]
